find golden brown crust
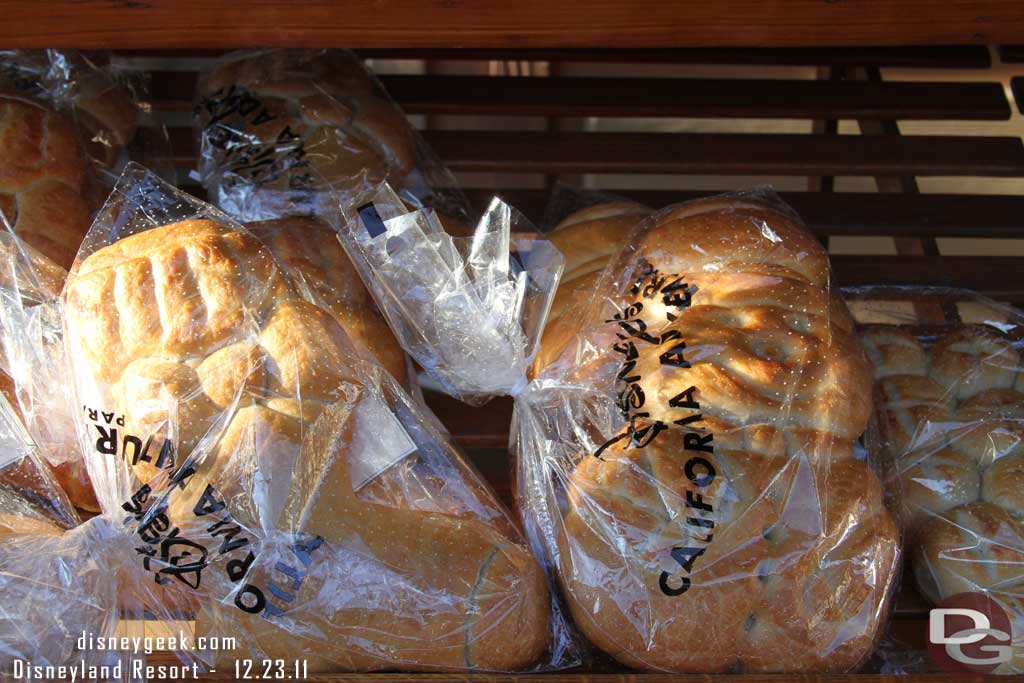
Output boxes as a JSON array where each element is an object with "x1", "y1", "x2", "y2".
[
  {"x1": 560, "y1": 434, "x2": 897, "y2": 672},
  {"x1": 0, "y1": 94, "x2": 93, "y2": 269},
  {"x1": 247, "y1": 216, "x2": 406, "y2": 383},
  {"x1": 861, "y1": 325, "x2": 929, "y2": 379},
  {"x1": 862, "y1": 323, "x2": 1024, "y2": 628},
  {"x1": 0, "y1": 512, "x2": 63, "y2": 539},
  {"x1": 65, "y1": 217, "x2": 548, "y2": 672},
  {"x1": 543, "y1": 197, "x2": 891, "y2": 671},
  {"x1": 548, "y1": 201, "x2": 649, "y2": 284},
  {"x1": 929, "y1": 326, "x2": 1020, "y2": 400},
  {"x1": 640, "y1": 198, "x2": 830, "y2": 289}
]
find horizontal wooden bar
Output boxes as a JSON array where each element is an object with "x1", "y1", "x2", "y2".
[
  {"x1": 999, "y1": 44, "x2": 1024, "y2": 62},
  {"x1": 167, "y1": 129, "x2": 1024, "y2": 177},
  {"x1": 832, "y1": 255, "x2": 1024, "y2": 298},
  {"x1": 421, "y1": 131, "x2": 1024, "y2": 177},
  {"x1": 383, "y1": 76, "x2": 1012, "y2": 120},
  {"x1": 149, "y1": 73, "x2": 1012, "y2": 120},
  {"x1": 117, "y1": 45, "x2": 996, "y2": 68},
  {"x1": 462, "y1": 189, "x2": 1024, "y2": 239},
  {"x1": 358, "y1": 46, "x2": 994, "y2": 68},
  {"x1": 142, "y1": 650, "x2": 1001, "y2": 683},
  {"x1": 3, "y1": 1, "x2": 1024, "y2": 49}
]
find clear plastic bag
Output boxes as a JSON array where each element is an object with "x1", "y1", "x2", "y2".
[
  {"x1": 0, "y1": 388, "x2": 132, "y2": 674},
  {"x1": 195, "y1": 49, "x2": 469, "y2": 226},
  {"x1": 847, "y1": 285, "x2": 1024, "y2": 674},
  {"x1": 338, "y1": 186, "x2": 901, "y2": 672},
  {"x1": 0, "y1": 222, "x2": 98, "y2": 510},
  {"x1": 337, "y1": 184, "x2": 563, "y2": 404},
  {"x1": 58, "y1": 163, "x2": 572, "y2": 672}
]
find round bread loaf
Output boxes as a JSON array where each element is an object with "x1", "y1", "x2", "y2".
[
  {"x1": 63, "y1": 218, "x2": 549, "y2": 672},
  {"x1": 861, "y1": 323, "x2": 1024, "y2": 673},
  {"x1": 536, "y1": 197, "x2": 896, "y2": 672}
]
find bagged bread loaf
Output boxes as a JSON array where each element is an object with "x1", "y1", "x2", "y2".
[
  {"x1": 196, "y1": 49, "x2": 468, "y2": 225},
  {"x1": 61, "y1": 165, "x2": 560, "y2": 672},
  {"x1": 0, "y1": 50, "x2": 171, "y2": 271},
  {"x1": 520, "y1": 193, "x2": 899, "y2": 672},
  {"x1": 334, "y1": 185, "x2": 897, "y2": 672},
  {"x1": 851, "y1": 286, "x2": 1024, "y2": 673}
]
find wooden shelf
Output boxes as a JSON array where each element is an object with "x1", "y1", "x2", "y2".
[{"x1": 2, "y1": 1, "x2": 1024, "y2": 48}]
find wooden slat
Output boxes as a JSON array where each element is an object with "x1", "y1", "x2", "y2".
[
  {"x1": 175, "y1": 182, "x2": 1024, "y2": 239},
  {"x1": 1012, "y1": 76, "x2": 1024, "y2": 115},
  {"x1": 168, "y1": 129, "x2": 1024, "y2": 176},
  {"x1": 463, "y1": 190, "x2": 1024, "y2": 239},
  {"x1": 359, "y1": 46, "x2": 994, "y2": 68},
  {"x1": 418, "y1": 131, "x2": 1024, "y2": 177},
  {"x1": 833, "y1": 255, "x2": 1024, "y2": 298},
  {"x1": 140, "y1": 655, "x2": 1004, "y2": 683},
  {"x1": 123, "y1": 46, "x2": 995, "y2": 68},
  {"x1": 382, "y1": 75, "x2": 1012, "y2": 120},
  {"x1": 1000, "y1": 44, "x2": 1024, "y2": 62},
  {"x1": 3, "y1": 1, "x2": 1024, "y2": 48},
  {"x1": 150, "y1": 73, "x2": 1013, "y2": 120}
]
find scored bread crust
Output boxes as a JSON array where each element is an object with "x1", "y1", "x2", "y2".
[
  {"x1": 63, "y1": 218, "x2": 549, "y2": 672},
  {"x1": 537, "y1": 197, "x2": 896, "y2": 672}
]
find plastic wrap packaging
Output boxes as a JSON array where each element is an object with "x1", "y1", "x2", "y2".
[
  {"x1": 0, "y1": 49, "x2": 172, "y2": 271},
  {"x1": 847, "y1": 286, "x2": 1024, "y2": 674},
  {"x1": 58, "y1": 163, "x2": 574, "y2": 672},
  {"x1": 338, "y1": 184, "x2": 564, "y2": 404},
  {"x1": 0, "y1": 387, "x2": 169, "y2": 679},
  {"x1": 195, "y1": 48, "x2": 469, "y2": 227},
  {"x1": 338, "y1": 186, "x2": 901, "y2": 672},
  {"x1": 0, "y1": 218, "x2": 99, "y2": 511}
]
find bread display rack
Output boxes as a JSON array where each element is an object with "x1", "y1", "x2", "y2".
[{"x1": 5, "y1": 2, "x2": 1024, "y2": 681}]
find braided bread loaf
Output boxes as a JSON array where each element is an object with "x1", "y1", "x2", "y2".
[
  {"x1": 534, "y1": 197, "x2": 898, "y2": 672},
  {"x1": 198, "y1": 50, "x2": 416, "y2": 215},
  {"x1": 862, "y1": 323, "x2": 1024, "y2": 671},
  {"x1": 64, "y1": 217, "x2": 549, "y2": 671}
]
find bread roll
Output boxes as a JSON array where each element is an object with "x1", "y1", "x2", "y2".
[
  {"x1": 862, "y1": 323, "x2": 1024, "y2": 673},
  {"x1": 247, "y1": 216, "x2": 406, "y2": 383},
  {"x1": 534, "y1": 197, "x2": 896, "y2": 672},
  {"x1": 64, "y1": 217, "x2": 549, "y2": 672},
  {"x1": 0, "y1": 94, "x2": 93, "y2": 269}
]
